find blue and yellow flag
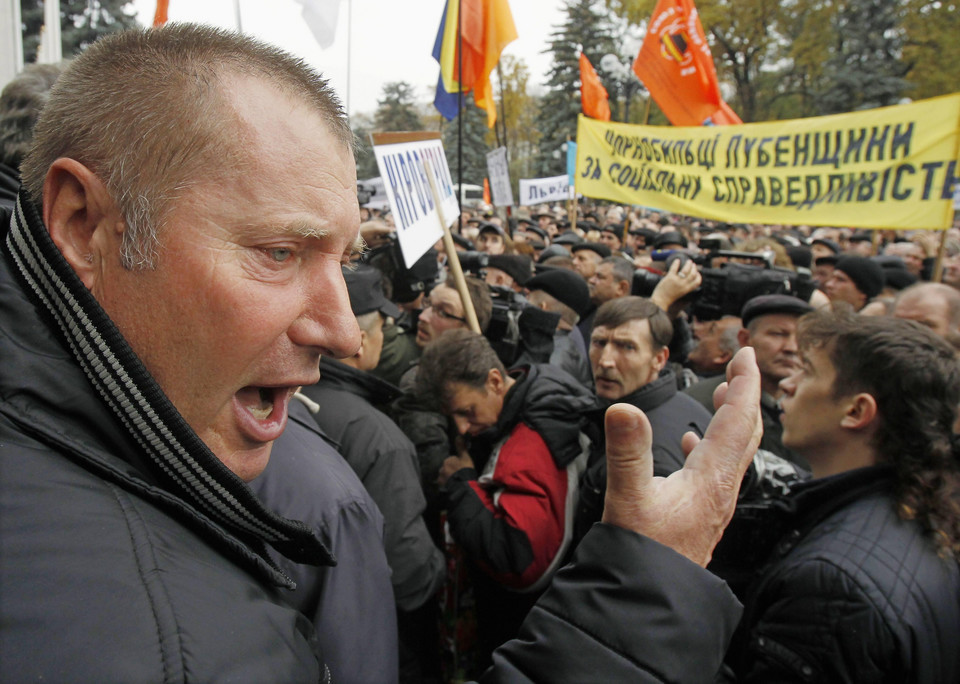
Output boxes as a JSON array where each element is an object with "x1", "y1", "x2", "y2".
[{"x1": 432, "y1": 0, "x2": 517, "y2": 127}]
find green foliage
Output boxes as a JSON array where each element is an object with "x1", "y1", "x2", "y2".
[
  {"x1": 496, "y1": 56, "x2": 541, "y2": 201},
  {"x1": 20, "y1": 0, "x2": 139, "y2": 63},
  {"x1": 21, "y1": 0, "x2": 138, "y2": 64},
  {"x1": 900, "y1": 0, "x2": 960, "y2": 100},
  {"x1": 441, "y1": 93, "x2": 490, "y2": 186},
  {"x1": 350, "y1": 113, "x2": 379, "y2": 180},
  {"x1": 373, "y1": 82, "x2": 424, "y2": 132},
  {"x1": 535, "y1": 0, "x2": 619, "y2": 176},
  {"x1": 814, "y1": 0, "x2": 909, "y2": 114}
]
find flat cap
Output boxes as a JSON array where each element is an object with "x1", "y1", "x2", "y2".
[{"x1": 740, "y1": 294, "x2": 813, "y2": 328}]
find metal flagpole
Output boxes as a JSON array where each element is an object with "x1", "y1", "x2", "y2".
[
  {"x1": 346, "y1": 0, "x2": 352, "y2": 119},
  {"x1": 457, "y1": 0, "x2": 463, "y2": 232},
  {"x1": 234, "y1": 0, "x2": 243, "y2": 33}
]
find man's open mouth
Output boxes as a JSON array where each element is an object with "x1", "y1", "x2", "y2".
[{"x1": 246, "y1": 387, "x2": 275, "y2": 420}]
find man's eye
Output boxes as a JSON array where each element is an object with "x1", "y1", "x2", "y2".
[{"x1": 269, "y1": 248, "x2": 292, "y2": 262}]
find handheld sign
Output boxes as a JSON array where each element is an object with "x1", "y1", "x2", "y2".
[
  {"x1": 372, "y1": 132, "x2": 460, "y2": 268},
  {"x1": 519, "y1": 174, "x2": 572, "y2": 206},
  {"x1": 486, "y1": 147, "x2": 514, "y2": 207}
]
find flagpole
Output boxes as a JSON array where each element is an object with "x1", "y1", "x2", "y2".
[
  {"x1": 234, "y1": 0, "x2": 243, "y2": 33},
  {"x1": 346, "y1": 0, "x2": 352, "y2": 119},
  {"x1": 457, "y1": 0, "x2": 463, "y2": 232}
]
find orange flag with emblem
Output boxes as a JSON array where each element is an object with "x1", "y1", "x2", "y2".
[
  {"x1": 579, "y1": 53, "x2": 611, "y2": 121},
  {"x1": 632, "y1": 0, "x2": 741, "y2": 126}
]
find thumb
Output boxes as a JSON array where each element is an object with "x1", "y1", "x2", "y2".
[{"x1": 602, "y1": 403, "x2": 654, "y2": 531}]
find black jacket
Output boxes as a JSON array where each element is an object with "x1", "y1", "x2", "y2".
[
  {"x1": 300, "y1": 358, "x2": 445, "y2": 612},
  {"x1": 724, "y1": 465, "x2": 960, "y2": 683},
  {"x1": 576, "y1": 367, "x2": 712, "y2": 543},
  {"x1": 0, "y1": 198, "x2": 328, "y2": 681}
]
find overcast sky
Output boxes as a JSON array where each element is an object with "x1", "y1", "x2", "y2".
[{"x1": 131, "y1": 0, "x2": 570, "y2": 118}]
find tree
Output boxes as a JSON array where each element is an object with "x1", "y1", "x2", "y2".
[
  {"x1": 535, "y1": 0, "x2": 619, "y2": 176},
  {"x1": 441, "y1": 93, "x2": 490, "y2": 187},
  {"x1": 20, "y1": 0, "x2": 139, "y2": 63},
  {"x1": 373, "y1": 82, "x2": 424, "y2": 132},
  {"x1": 495, "y1": 56, "x2": 541, "y2": 200},
  {"x1": 813, "y1": 0, "x2": 909, "y2": 114},
  {"x1": 350, "y1": 113, "x2": 379, "y2": 180},
  {"x1": 900, "y1": 0, "x2": 960, "y2": 100}
]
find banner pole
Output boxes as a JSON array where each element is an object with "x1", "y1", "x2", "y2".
[
  {"x1": 424, "y1": 159, "x2": 481, "y2": 333},
  {"x1": 933, "y1": 228, "x2": 948, "y2": 283}
]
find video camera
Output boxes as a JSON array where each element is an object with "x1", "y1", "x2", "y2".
[{"x1": 633, "y1": 248, "x2": 816, "y2": 321}]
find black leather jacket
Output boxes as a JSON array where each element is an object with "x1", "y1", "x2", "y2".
[{"x1": 725, "y1": 465, "x2": 960, "y2": 683}]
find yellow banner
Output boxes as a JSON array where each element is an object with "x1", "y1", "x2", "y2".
[{"x1": 575, "y1": 93, "x2": 960, "y2": 229}]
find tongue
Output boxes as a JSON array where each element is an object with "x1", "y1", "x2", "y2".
[{"x1": 236, "y1": 386, "x2": 273, "y2": 420}]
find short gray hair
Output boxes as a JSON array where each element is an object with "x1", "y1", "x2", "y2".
[{"x1": 20, "y1": 24, "x2": 351, "y2": 269}]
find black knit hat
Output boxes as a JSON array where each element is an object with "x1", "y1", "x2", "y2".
[
  {"x1": 487, "y1": 254, "x2": 534, "y2": 286},
  {"x1": 834, "y1": 255, "x2": 885, "y2": 298},
  {"x1": 525, "y1": 268, "x2": 591, "y2": 317}
]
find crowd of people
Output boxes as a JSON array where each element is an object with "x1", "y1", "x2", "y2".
[{"x1": 1, "y1": 23, "x2": 959, "y2": 684}]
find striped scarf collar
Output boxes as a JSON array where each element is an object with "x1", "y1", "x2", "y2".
[{"x1": 5, "y1": 192, "x2": 333, "y2": 570}]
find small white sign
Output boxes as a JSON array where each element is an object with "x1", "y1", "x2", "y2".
[
  {"x1": 486, "y1": 147, "x2": 514, "y2": 208},
  {"x1": 373, "y1": 135, "x2": 460, "y2": 268},
  {"x1": 519, "y1": 174, "x2": 572, "y2": 206}
]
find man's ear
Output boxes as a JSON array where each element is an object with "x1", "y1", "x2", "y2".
[
  {"x1": 840, "y1": 393, "x2": 878, "y2": 431},
  {"x1": 653, "y1": 345, "x2": 670, "y2": 373},
  {"x1": 43, "y1": 158, "x2": 124, "y2": 290},
  {"x1": 616, "y1": 279, "x2": 630, "y2": 297},
  {"x1": 737, "y1": 327, "x2": 751, "y2": 350},
  {"x1": 486, "y1": 368, "x2": 504, "y2": 395}
]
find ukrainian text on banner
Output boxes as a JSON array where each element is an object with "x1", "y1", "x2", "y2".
[
  {"x1": 519, "y1": 175, "x2": 572, "y2": 206},
  {"x1": 372, "y1": 132, "x2": 459, "y2": 267},
  {"x1": 575, "y1": 93, "x2": 960, "y2": 229}
]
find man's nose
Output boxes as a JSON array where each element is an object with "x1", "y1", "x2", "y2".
[
  {"x1": 453, "y1": 416, "x2": 470, "y2": 435},
  {"x1": 289, "y1": 261, "x2": 361, "y2": 359},
  {"x1": 783, "y1": 334, "x2": 798, "y2": 352}
]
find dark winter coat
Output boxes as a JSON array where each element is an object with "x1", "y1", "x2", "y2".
[
  {"x1": 724, "y1": 465, "x2": 960, "y2": 683},
  {"x1": 576, "y1": 367, "x2": 712, "y2": 543},
  {"x1": 299, "y1": 358, "x2": 445, "y2": 612}
]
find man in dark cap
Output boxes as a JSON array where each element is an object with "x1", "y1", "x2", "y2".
[
  {"x1": 570, "y1": 242, "x2": 611, "y2": 280},
  {"x1": 685, "y1": 294, "x2": 813, "y2": 468},
  {"x1": 486, "y1": 254, "x2": 533, "y2": 292},
  {"x1": 477, "y1": 222, "x2": 508, "y2": 255},
  {"x1": 823, "y1": 255, "x2": 884, "y2": 311},
  {"x1": 525, "y1": 268, "x2": 593, "y2": 389},
  {"x1": 300, "y1": 265, "x2": 445, "y2": 681},
  {"x1": 810, "y1": 237, "x2": 841, "y2": 262},
  {"x1": 598, "y1": 224, "x2": 624, "y2": 252},
  {"x1": 653, "y1": 231, "x2": 688, "y2": 251}
]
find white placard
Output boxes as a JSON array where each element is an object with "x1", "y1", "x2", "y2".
[
  {"x1": 486, "y1": 147, "x2": 514, "y2": 208},
  {"x1": 373, "y1": 135, "x2": 460, "y2": 268},
  {"x1": 519, "y1": 174, "x2": 572, "y2": 206}
]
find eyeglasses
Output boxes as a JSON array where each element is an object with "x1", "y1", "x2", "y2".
[{"x1": 423, "y1": 299, "x2": 467, "y2": 323}]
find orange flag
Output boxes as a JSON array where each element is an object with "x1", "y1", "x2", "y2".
[
  {"x1": 579, "y1": 53, "x2": 611, "y2": 121},
  {"x1": 153, "y1": 0, "x2": 169, "y2": 27},
  {"x1": 632, "y1": 0, "x2": 741, "y2": 126}
]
